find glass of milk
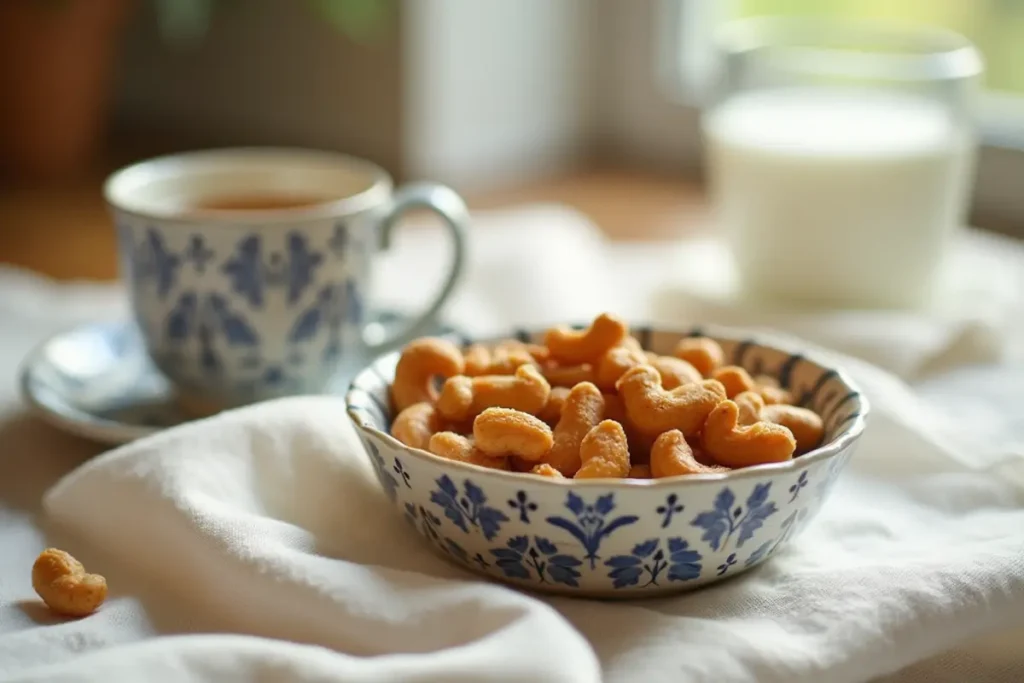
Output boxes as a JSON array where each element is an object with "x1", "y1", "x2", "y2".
[{"x1": 703, "y1": 18, "x2": 983, "y2": 309}]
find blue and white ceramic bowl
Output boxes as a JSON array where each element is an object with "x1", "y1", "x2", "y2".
[{"x1": 346, "y1": 325, "x2": 868, "y2": 598}]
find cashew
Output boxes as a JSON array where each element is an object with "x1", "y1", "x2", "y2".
[
  {"x1": 621, "y1": 336, "x2": 643, "y2": 352},
  {"x1": 544, "y1": 313, "x2": 628, "y2": 365},
  {"x1": 473, "y1": 408, "x2": 553, "y2": 460},
  {"x1": 391, "y1": 402, "x2": 443, "y2": 450},
  {"x1": 436, "y1": 364, "x2": 551, "y2": 422},
  {"x1": 733, "y1": 390, "x2": 766, "y2": 426},
  {"x1": 650, "y1": 430, "x2": 729, "y2": 478},
  {"x1": 542, "y1": 381, "x2": 605, "y2": 476},
  {"x1": 701, "y1": 400, "x2": 796, "y2": 468},
  {"x1": 616, "y1": 365, "x2": 727, "y2": 437},
  {"x1": 762, "y1": 404, "x2": 825, "y2": 454},
  {"x1": 32, "y1": 548, "x2": 107, "y2": 618},
  {"x1": 645, "y1": 354, "x2": 703, "y2": 390},
  {"x1": 596, "y1": 346, "x2": 648, "y2": 390},
  {"x1": 542, "y1": 361, "x2": 597, "y2": 388},
  {"x1": 711, "y1": 365, "x2": 756, "y2": 399},
  {"x1": 538, "y1": 386, "x2": 571, "y2": 426},
  {"x1": 530, "y1": 463, "x2": 565, "y2": 478},
  {"x1": 575, "y1": 420, "x2": 631, "y2": 479},
  {"x1": 753, "y1": 375, "x2": 794, "y2": 405},
  {"x1": 391, "y1": 338, "x2": 465, "y2": 412},
  {"x1": 427, "y1": 432, "x2": 509, "y2": 469},
  {"x1": 627, "y1": 464, "x2": 652, "y2": 479},
  {"x1": 464, "y1": 341, "x2": 547, "y2": 376},
  {"x1": 673, "y1": 337, "x2": 725, "y2": 378}
]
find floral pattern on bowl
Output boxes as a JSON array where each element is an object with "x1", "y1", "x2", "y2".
[{"x1": 346, "y1": 325, "x2": 868, "y2": 598}]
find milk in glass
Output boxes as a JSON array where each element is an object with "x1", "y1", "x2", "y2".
[{"x1": 704, "y1": 88, "x2": 974, "y2": 308}]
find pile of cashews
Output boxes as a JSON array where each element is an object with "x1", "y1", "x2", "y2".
[{"x1": 389, "y1": 313, "x2": 825, "y2": 480}]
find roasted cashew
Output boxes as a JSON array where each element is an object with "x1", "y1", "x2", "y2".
[
  {"x1": 645, "y1": 354, "x2": 702, "y2": 390},
  {"x1": 544, "y1": 313, "x2": 628, "y2": 365},
  {"x1": 616, "y1": 365, "x2": 727, "y2": 437},
  {"x1": 542, "y1": 381, "x2": 605, "y2": 476},
  {"x1": 575, "y1": 420, "x2": 631, "y2": 479},
  {"x1": 650, "y1": 430, "x2": 729, "y2": 478},
  {"x1": 627, "y1": 464, "x2": 652, "y2": 479},
  {"x1": 701, "y1": 400, "x2": 796, "y2": 468},
  {"x1": 390, "y1": 402, "x2": 444, "y2": 450},
  {"x1": 762, "y1": 404, "x2": 825, "y2": 454},
  {"x1": 733, "y1": 390, "x2": 766, "y2": 426},
  {"x1": 391, "y1": 338, "x2": 465, "y2": 412},
  {"x1": 473, "y1": 408, "x2": 553, "y2": 460},
  {"x1": 753, "y1": 375, "x2": 794, "y2": 405},
  {"x1": 436, "y1": 364, "x2": 551, "y2": 422},
  {"x1": 530, "y1": 463, "x2": 565, "y2": 478},
  {"x1": 542, "y1": 361, "x2": 597, "y2": 388},
  {"x1": 538, "y1": 386, "x2": 571, "y2": 426},
  {"x1": 32, "y1": 548, "x2": 107, "y2": 618},
  {"x1": 673, "y1": 337, "x2": 725, "y2": 378},
  {"x1": 464, "y1": 341, "x2": 547, "y2": 376},
  {"x1": 596, "y1": 345, "x2": 648, "y2": 390},
  {"x1": 427, "y1": 432, "x2": 509, "y2": 469},
  {"x1": 711, "y1": 365, "x2": 756, "y2": 399}
]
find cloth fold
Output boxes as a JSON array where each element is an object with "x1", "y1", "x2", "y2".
[{"x1": 23, "y1": 341, "x2": 1024, "y2": 683}]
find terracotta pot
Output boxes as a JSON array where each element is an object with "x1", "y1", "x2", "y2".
[{"x1": 0, "y1": 0, "x2": 132, "y2": 183}]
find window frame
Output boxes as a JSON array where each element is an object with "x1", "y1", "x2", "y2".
[{"x1": 654, "y1": 0, "x2": 1024, "y2": 236}]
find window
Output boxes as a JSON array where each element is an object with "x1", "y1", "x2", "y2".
[{"x1": 657, "y1": 0, "x2": 1024, "y2": 234}]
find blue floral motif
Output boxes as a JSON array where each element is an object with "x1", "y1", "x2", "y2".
[
  {"x1": 221, "y1": 232, "x2": 324, "y2": 308},
  {"x1": 393, "y1": 459, "x2": 411, "y2": 488},
  {"x1": 545, "y1": 492, "x2": 639, "y2": 569},
  {"x1": 490, "y1": 536, "x2": 582, "y2": 587},
  {"x1": 122, "y1": 227, "x2": 182, "y2": 299},
  {"x1": 288, "y1": 279, "x2": 362, "y2": 361},
  {"x1": 690, "y1": 483, "x2": 778, "y2": 551},
  {"x1": 744, "y1": 541, "x2": 773, "y2": 568},
  {"x1": 328, "y1": 222, "x2": 349, "y2": 256},
  {"x1": 716, "y1": 552, "x2": 737, "y2": 576},
  {"x1": 442, "y1": 537, "x2": 470, "y2": 564},
  {"x1": 508, "y1": 491, "x2": 538, "y2": 524},
  {"x1": 788, "y1": 471, "x2": 809, "y2": 502},
  {"x1": 604, "y1": 537, "x2": 703, "y2": 588},
  {"x1": 182, "y1": 235, "x2": 215, "y2": 273},
  {"x1": 429, "y1": 475, "x2": 509, "y2": 541},
  {"x1": 163, "y1": 292, "x2": 260, "y2": 373},
  {"x1": 656, "y1": 493, "x2": 685, "y2": 529},
  {"x1": 403, "y1": 502, "x2": 418, "y2": 527},
  {"x1": 366, "y1": 439, "x2": 398, "y2": 502},
  {"x1": 744, "y1": 507, "x2": 806, "y2": 568}
]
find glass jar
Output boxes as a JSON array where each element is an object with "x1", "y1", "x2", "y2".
[{"x1": 702, "y1": 17, "x2": 984, "y2": 309}]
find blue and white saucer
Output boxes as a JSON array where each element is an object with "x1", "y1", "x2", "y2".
[{"x1": 20, "y1": 312, "x2": 461, "y2": 446}]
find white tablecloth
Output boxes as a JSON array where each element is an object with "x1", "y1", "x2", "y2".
[{"x1": 2, "y1": 205, "x2": 1024, "y2": 682}]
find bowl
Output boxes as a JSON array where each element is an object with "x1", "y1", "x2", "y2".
[{"x1": 345, "y1": 324, "x2": 868, "y2": 598}]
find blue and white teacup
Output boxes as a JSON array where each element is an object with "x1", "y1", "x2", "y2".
[{"x1": 104, "y1": 148, "x2": 467, "y2": 413}]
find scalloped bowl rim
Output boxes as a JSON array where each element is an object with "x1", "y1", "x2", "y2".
[{"x1": 346, "y1": 323, "x2": 869, "y2": 489}]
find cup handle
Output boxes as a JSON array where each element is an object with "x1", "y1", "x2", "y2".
[{"x1": 365, "y1": 182, "x2": 468, "y2": 353}]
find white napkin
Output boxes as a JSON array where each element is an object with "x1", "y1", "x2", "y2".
[
  {"x1": 6, "y1": 206, "x2": 1024, "y2": 682},
  {"x1": 17, "y1": 342, "x2": 1024, "y2": 683}
]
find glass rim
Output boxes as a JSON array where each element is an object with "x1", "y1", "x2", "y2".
[{"x1": 714, "y1": 16, "x2": 984, "y2": 83}]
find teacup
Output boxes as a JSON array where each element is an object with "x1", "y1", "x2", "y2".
[{"x1": 104, "y1": 147, "x2": 467, "y2": 413}]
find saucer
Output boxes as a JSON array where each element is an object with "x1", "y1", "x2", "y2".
[{"x1": 20, "y1": 312, "x2": 463, "y2": 446}]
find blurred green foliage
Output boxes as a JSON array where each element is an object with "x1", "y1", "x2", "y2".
[
  {"x1": 735, "y1": 0, "x2": 1024, "y2": 93},
  {"x1": 149, "y1": 0, "x2": 393, "y2": 48}
]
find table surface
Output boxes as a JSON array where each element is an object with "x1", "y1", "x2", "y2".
[{"x1": 0, "y1": 163, "x2": 710, "y2": 282}]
